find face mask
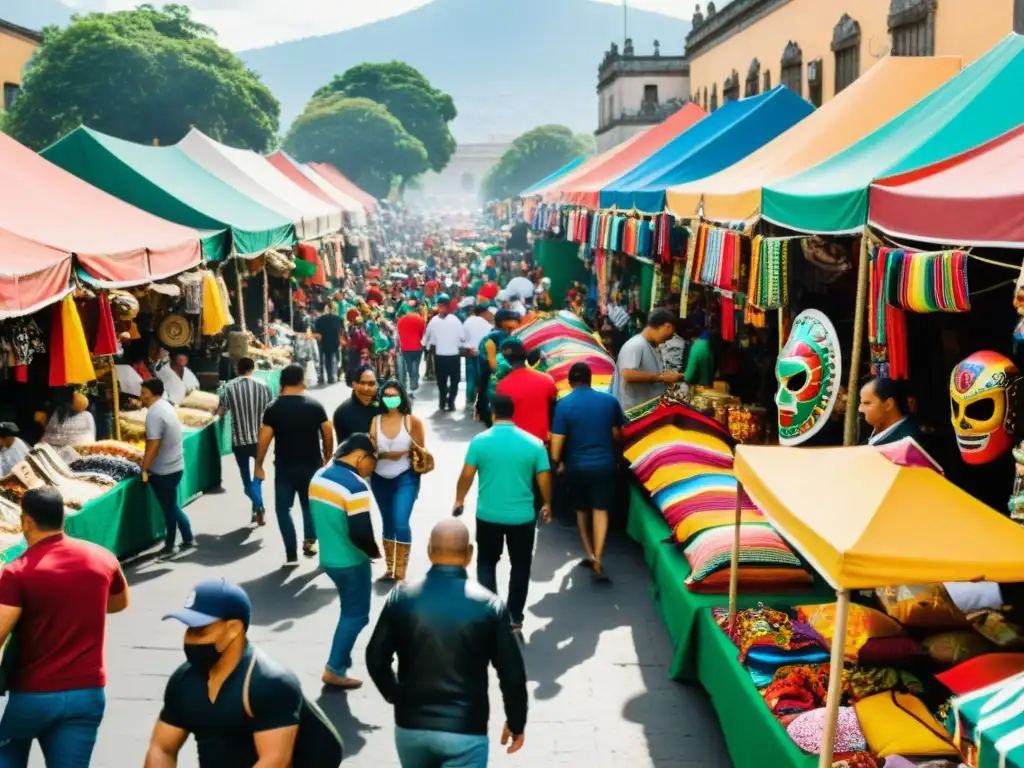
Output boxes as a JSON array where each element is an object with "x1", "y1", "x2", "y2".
[
  {"x1": 184, "y1": 641, "x2": 222, "y2": 671},
  {"x1": 382, "y1": 395, "x2": 402, "y2": 410}
]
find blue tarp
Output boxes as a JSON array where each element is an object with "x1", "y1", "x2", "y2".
[
  {"x1": 599, "y1": 86, "x2": 814, "y2": 214},
  {"x1": 520, "y1": 157, "x2": 586, "y2": 197}
]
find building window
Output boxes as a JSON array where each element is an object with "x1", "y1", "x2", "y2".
[
  {"x1": 609, "y1": 94, "x2": 615, "y2": 121},
  {"x1": 889, "y1": 0, "x2": 936, "y2": 56},
  {"x1": 710, "y1": 83, "x2": 718, "y2": 111},
  {"x1": 745, "y1": 59, "x2": 761, "y2": 97},
  {"x1": 763, "y1": 69, "x2": 772, "y2": 91},
  {"x1": 643, "y1": 84, "x2": 659, "y2": 105},
  {"x1": 781, "y1": 42, "x2": 802, "y2": 96},
  {"x1": 723, "y1": 70, "x2": 740, "y2": 102},
  {"x1": 807, "y1": 58, "x2": 824, "y2": 107},
  {"x1": 832, "y1": 14, "x2": 861, "y2": 94},
  {"x1": 3, "y1": 83, "x2": 20, "y2": 110}
]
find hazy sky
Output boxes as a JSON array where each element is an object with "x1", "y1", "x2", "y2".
[{"x1": 66, "y1": 0, "x2": 691, "y2": 50}]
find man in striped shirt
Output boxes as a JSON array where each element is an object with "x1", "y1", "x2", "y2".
[
  {"x1": 217, "y1": 358, "x2": 273, "y2": 526},
  {"x1": 309, "y1": 433, "x2": 381, "y2": 689}
]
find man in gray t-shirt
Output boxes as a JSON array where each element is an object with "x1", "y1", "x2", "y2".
[
  {"x1": 611, "y1": 308, "x2": 683, "y2": 411},
  {"x1": 140, "y1": 378, "x2": 194, "y2": 558}
]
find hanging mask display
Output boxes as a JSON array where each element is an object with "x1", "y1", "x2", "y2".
[
  {"x1": 775, "y1": 309, "x2": 842, "y2": 447},
  {"x1": 949, "y1": 350, "x2": 1019, "y2": 465}
]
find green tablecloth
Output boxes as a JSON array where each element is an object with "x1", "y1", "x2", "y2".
[
  {"x1": 2, "y1": 419, "x2": 224, "y2": 563},
  {"x1": 695, "y1": 609, "x2": 815, "y2": 768},
  {"x1": 626, "y1": 483, "x2": 831, "y2": 680},
  {"x1": 253, "y1": 368, "x2": 281, "y2": 397}
]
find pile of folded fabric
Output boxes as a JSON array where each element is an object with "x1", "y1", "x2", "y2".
[
  {"x1": 514, "y1": 311, "x2": 615, "y2": 397},
  {"x1": 625, "y1": 394, "x2": 812, "y2": 592}
]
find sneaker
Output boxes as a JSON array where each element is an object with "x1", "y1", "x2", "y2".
[
  {"x1": 447, "y1": 404, "x2": 457, "y2": 412},
  {"x1": 322, "y1": 671, "x2": 363, "y2": 689},
  {"x1": 155, "y1": 546, "x2": 176, "y2": 561},
  {"x1": 302, "y1": 539, "x2": 318, "y2": 558},
  {"x1": 177, "y1": 541, "x2": 198, "y2": 556},
  {"x1": 254, "y1": 508, "x2": 266, "y2": 527},
  {"x1": 592, "y1": 564, "x2": 612, "y2": 584},
  {"x1": 283, "y1": 558, "x2": 300, "y2": 568}
]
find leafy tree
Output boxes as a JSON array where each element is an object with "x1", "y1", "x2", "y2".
[
  {"x1": 482, "y1": 125, "x2": 595, "y2": 201},
  {"x1": 312, "y1": 62, "x2": 457, "y2": 173},
  {"x1": 283, "y1": 96, "x2": 429, "y2": 199},
  {"x1": 6, "y1": 4, "x2": 278, "y2": 151}
]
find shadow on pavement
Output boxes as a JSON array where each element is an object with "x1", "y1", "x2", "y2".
[
  {"x1": 238, "y1": 568, "x2": 336, "y2": 627},
  {"x1": 189, "y1": 527, "x2": 263, "y2": 567},
  {"x1": 124, "y1": 565, "x2": 173, "y2": 587},
  {"x1": 315, "y1": 689, "x2": 382, "y2": 761},
  {"x1": 425, "y1": 411, "x2": 481, "y2": 443}
]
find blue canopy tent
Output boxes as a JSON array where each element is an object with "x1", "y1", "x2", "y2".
[
  {"x1": 520, "y1": 157, "x2": 586, "y2": 197},
  {"x1": 599, "y1": 86, "x2": 814, "y2": 214}
]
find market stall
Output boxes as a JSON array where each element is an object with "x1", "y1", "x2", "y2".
[
  {"x1": 665, "y1": 55, "x2": 961, "y2": 222},
  {"x1": 701, "y1": 444, "x2": 1024, "y2": 768},
  {"x1": 519, "y1": 157, "x2": 586, "y2": 197},
  {"x1": 179, "y1": 128, "x2": 342, "y2": 240},
  {"x1": 600, "y1": 85, "x2": 815, "y2": 214},
  {"x1": 42, "y1": 126, "x2": 296, "y2": 261},
  {"x1": 305, "y1": 161, "x2": 378, "y2": 216},
  {"x1": 267, "y1": 152, "x2": 368, "y2": 227}
]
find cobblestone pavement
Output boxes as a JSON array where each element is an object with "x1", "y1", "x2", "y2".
[{"x1": 42, "y1": 379, "x2": 731, "y2": 767}]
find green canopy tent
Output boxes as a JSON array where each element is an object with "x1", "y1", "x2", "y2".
[
  {"x1": 42, "y1": 127, "x2": 295, "y2": 260},
  {"x1": 762, "y1": 34, "x2": 1024, "y2": 234}
]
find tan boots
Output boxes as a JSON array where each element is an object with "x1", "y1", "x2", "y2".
[
  {"x1": 394, "y1": 542, "x2": 411, "y2": 582},
  {"x1": 380, "y1": 540, "x2": 411, "y2": 581},
  {"x1": 380, "y1": 539, "x2": 397, "y2": 581}
]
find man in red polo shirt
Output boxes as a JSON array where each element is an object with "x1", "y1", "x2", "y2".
[
  {"x1": 396, "y1": 303, "x2": 427, "y2": 393},
  {"x1": 0, "y1": 486, "x2": 129, "y2": 765},
  {"x1": 495, "y1": 338, "x2": 557, "y2": 444}
]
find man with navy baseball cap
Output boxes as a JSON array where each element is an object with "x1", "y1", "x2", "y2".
[{"x1": 145, "y1": 578, "x2": 307, "y2": 767}]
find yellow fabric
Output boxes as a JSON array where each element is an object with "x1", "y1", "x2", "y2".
[
  {"x1": 665, "y1": 57, "x2": 962, "y2": 220},
  {"x1": 644, "y1": 463, "x2": 732, "y2": 493},
  {"x1": 794, "y1": 603, "x2": 904, "y2": 662},
  {"x1": 624, "y1": 426, "x2": 732, "y2": 464},
  {"x1": 61, "y1": 295, "x2": 96, "y2": 384},
  {"x1": 201, "y1": 273, "x2": 230, "y2": 336},
  {"x1": 854, "y1": 692, "x2": 959, "y2": 758},
  {"x1": 875, "y1": 584, "x2": 969, "y2": 629},
  {"x1": 734, "y1": 445, "x2": 1024, "y2": 589}
]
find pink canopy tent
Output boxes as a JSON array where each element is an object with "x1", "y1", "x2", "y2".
[
  {"x1": 869, "y1": 123, "x2": 1024, "y2": 247},
  {"x1": 0, "y1": 132, "x2": 201, "y2": 318},
  {"x1": 306, "y1": 162, "x2": 377, "y2": 214}
]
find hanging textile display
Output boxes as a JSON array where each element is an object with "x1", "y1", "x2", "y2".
[
  {"x1": 880, "y1": 248, "x2": 971, "y2": 313},
  {"x1": 91, "y1": 293, "x2": 119, "y2": 357},
  {"x1": 868, "y1": 247, "x2": 908, "y2": 380},
  {"x1": 50, "y1": 294, "x2": 97, "y2": 387},
  {"x1": 748, "y1": 236, "x2": 791, "y2": 310},
  {"x1": 202, "y1": 272, "x2": 231, "y2": 336}
]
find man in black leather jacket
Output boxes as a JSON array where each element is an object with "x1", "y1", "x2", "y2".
[{"x1": 366, "y1": 519, "x2": 528, "y2": 766}]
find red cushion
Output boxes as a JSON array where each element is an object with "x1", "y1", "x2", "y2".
[{"x1": 935, "y1": 653, "x2": 1024, "y2": 695}]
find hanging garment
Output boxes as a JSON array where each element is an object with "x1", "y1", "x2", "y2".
[{"x1": 92, "y1": 293, "x2": 119, "y2": 357}]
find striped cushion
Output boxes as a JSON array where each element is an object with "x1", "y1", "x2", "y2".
[{"x1": 684, "y1": 523, "x2": 805, "y2": 584}]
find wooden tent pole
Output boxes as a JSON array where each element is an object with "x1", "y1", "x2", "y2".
[
  {"x1": 262, "y1": 264, "x2": 270, "y2": 345},
  {"x1": 818, "y1": 590, "x2": 851, "y2": 768},
  {"x1": 843, "y1": 234, "x2": 870, "y2": 445},
  {"x1": 727, "y1": 480, "x2": 743, "y2": 631},
  {"x1": 110, "y1": 357, "x2": 121, "y2": 442},
  {"x1": 235, "y1": 258, "x2": 247, "y2": 333}
]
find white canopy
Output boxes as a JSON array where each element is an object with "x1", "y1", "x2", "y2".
[
  {"x1": 177, "y1": 128, "x2": 343, "y2": 240},
  {"x1": 297, "y1": 162, "x2": 368, "y2": 227}
]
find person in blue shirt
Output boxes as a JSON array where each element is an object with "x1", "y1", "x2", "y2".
[{"x1": 549, "y1": 362, "x2": 625, "y2": 583}]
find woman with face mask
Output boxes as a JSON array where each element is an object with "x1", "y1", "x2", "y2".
[{"x1": 370, "y1": 380, "x2": 426, "y2": 582}]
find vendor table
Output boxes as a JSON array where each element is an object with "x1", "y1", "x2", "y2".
[
  {"x1": 695, "y1": 608, "x2": 815, "y2": 768},
  {"x1": 2, "y1": 419, "x2": 224, "y2": 564},
  {"x1": 627, "y1": 483, "x2": 830, "y2": 680},
  {"x1": 253, "y1": 368, "x2": 281, "y2": 397}
]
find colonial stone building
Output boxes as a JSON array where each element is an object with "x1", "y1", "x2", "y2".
[
  {"x1": 594, "y1": 39, "x2": 690, "y2": 153},
  {"x1": 686, "y1": 0, "x2": 1018, "y2": 113}
]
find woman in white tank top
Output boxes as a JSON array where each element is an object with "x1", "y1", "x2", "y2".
[{"x1": 370, "y1": 379, "x2": 426, "y2": 582}]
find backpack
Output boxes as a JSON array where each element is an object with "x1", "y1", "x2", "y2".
[{"x1": 243, "y1": 650, "x2": 344, "y2": 767}]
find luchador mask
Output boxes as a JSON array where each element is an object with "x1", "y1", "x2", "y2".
[
  {"x1": 949, "y1": 351, "x2": 1018, "y2": 464},
  {"x1": 775, "y1": 310, "x2": 842, "y2": 446}
]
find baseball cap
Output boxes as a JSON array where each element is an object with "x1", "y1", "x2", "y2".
[
  {"x1": 163, "y1": 578, "x2": 252, "y2": 629},
  {"x1": 0, "y1": 422, "x2": 19, "y2": 437}
]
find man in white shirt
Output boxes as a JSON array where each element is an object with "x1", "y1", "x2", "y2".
[
  {"x1": 157, "y1": 349, "x2": 200, "y2": 406},
  {"x1": 0, "y1": 423, "x2": 29, "y2": 478},
  {"x1": 423, "y1": 295, "x2": 466, "y2": 412},
  {"x1": 462, "y1": 304, "x2": 494, "y2": 411}
]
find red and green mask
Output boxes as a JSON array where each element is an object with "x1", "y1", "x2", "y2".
[{"x1": 775, "y1": 310, "x2": 842, "y2": 446}]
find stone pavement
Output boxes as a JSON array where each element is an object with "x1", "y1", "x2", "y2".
[{"x1": 44, "y1": 379, "x2": 731, "y2": 767}]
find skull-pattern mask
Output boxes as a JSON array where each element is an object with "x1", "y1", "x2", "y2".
[
  {"x1": 950, "y1": 350, "x2": 1018, "y2": 465},
  {"x1": 775, "y1": 310, "x2": 842, "y2": 446}
]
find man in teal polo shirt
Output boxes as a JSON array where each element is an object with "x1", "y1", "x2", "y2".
[{"x1": 453, "y1": 394, "x2": 551, "y2": 633}]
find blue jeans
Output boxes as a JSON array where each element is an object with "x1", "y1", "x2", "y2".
[
  {"x1": 0, "y1": 687, "x2": 105, "y2": 768},
  {"x1": 402, "y1": 351, "x2": 422, "y2": 391},
  {"x1": 320, "y1": 346, "x2": 338, "y2": 384},
  {"x1": 274, "y1": 463, "x2": 318, "y2": 560},
  {"x1": 395, "y1": 727, "x2": 488, "y2": 768},
  {"x1": 149, "y1": 471, "x2": 193, "y2": 549},
  {"x1": 324, "y1": 561, "x2": 372, "y2": 676},
  {"x1": 371, "y1": 470, "x2": 420, "y2": 544},
  {"x1": 464, "y1": 356, "x2": 479, "y2": 405},
  {"x1": 233, "y1": 444, "x2": 264, "y2": 512}
]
